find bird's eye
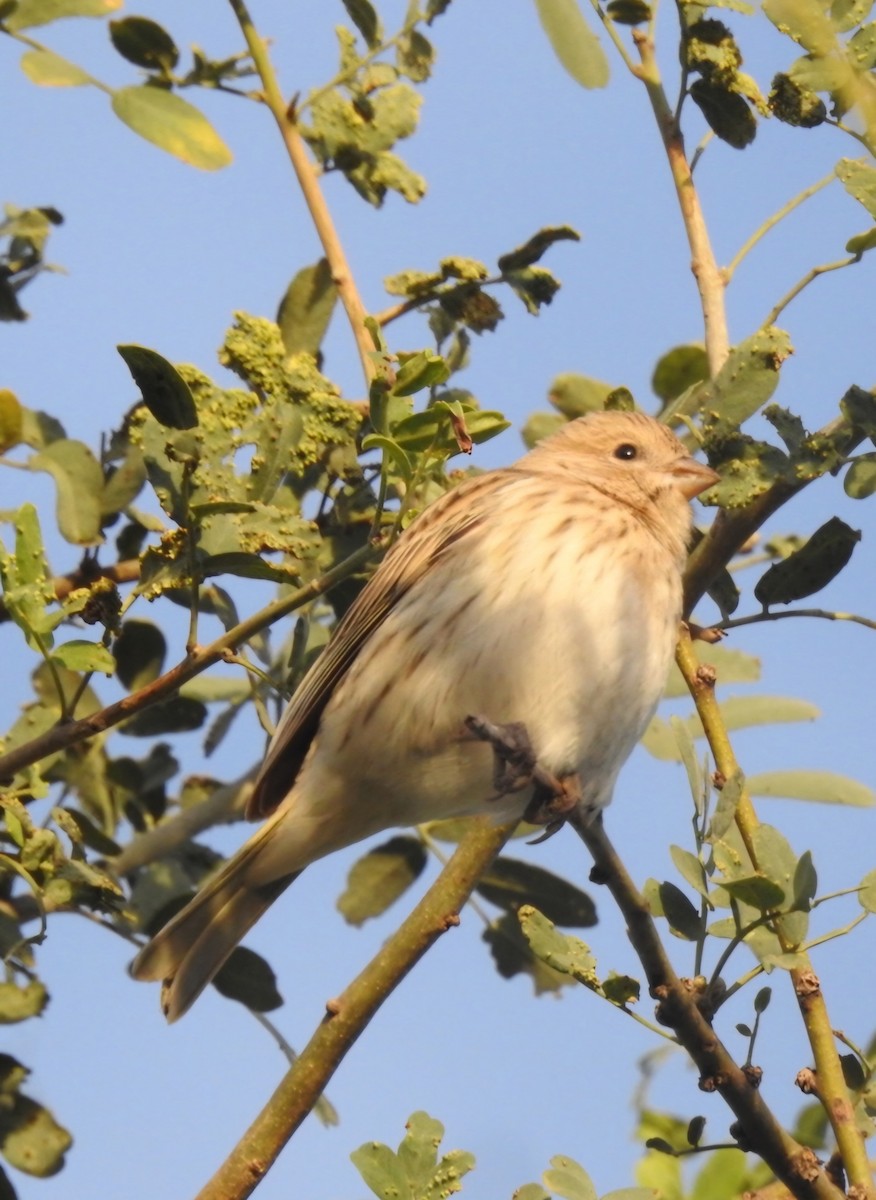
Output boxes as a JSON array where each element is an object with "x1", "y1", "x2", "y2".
[{"x1": 613, "y1": 442, "x2": 638, "y2": 461}]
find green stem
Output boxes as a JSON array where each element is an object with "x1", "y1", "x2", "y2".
[
  {"x1": 717, "y1": 608, "x2": 876, "y2": 635},
  {"x1": 588, "y1": 0, "x2": 643, "y2": 76},
  {"x1": 300, "y1": 11, "x2": 423, "y2": 113},
  {"x1": 763, "y1": 255, "x2": 860, "y2": 329},
  {"x1": 2, "y1": 27, "x2": 111, "y2": 92},
  {"x1": 724, "y1": 173, "x2": 836, "y2": 284},
  {"x1": 227, "y1": 0, "x2": 376, "y2": 386},
  {"x1": 676, "y1": 629, "x2": 875, "y2": 1200}
]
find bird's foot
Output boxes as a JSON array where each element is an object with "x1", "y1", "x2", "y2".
[
  {"x1": 464, "y1": 714, "x2": 581, "y2": 841},
  {"x1": 523, "y1": 772, "x2": 581, "y2": 843}
]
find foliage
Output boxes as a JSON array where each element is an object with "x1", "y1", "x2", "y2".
[{"x1": 1, "y1": 0, "x2": 876, "y2": 1198}]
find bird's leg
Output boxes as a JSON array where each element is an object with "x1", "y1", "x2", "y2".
[
  {"x1": 463, "y1": 714, "x2": 581, "y2": 843},
  {"x1": 463, "y1": 715, "x2": 536, "y2": 794}
]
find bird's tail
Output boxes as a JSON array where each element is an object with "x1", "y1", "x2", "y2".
[{"x1": 130, "y1": 824, "x2": 301, "y2": 1023}]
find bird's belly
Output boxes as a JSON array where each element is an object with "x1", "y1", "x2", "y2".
[{"x1": 307, "y1": 531, "x2": 679, "y2": 826}]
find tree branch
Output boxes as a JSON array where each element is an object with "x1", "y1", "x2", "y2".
[
  {"x1": 0, "y1": 542, "x2": 380, "y2": 783},
  {"x1": 194, "y1": 815, "x2": 518, "y2": 1200},
  {"x1": 632, "y1": 30, "x2": 729, "y2": 377},
  {"x1": 682, "y1": 414, "x2": 866, "y2": 617},
  {"x1": 570, "y1": 812, "x2": 846, "y2": 1200},
  {"x1": 675, "y1": 628, "x2": 875, "y2": 1200},
  {"x1": 227, "y1": 0, "x2": 376, "y2": 386}
]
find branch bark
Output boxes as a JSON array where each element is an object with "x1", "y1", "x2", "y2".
[
  {"x1": 571, "y1": 812, "x2": 847, "y2": 1200},
  {"x1": 0, "y1": 542, "x2": 379, "y2": 783},
  {"x1": 675, "y1": 627, "x2": 875, "y2": 1200},
  {"x1": 194, "y1": 816, "x2": 518, "y2": 1200}
]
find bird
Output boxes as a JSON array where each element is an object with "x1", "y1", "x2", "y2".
[{"x1": 131, "y1": 409, "x2": 719, "y2": 1021}]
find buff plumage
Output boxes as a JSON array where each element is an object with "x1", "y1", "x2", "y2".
[{"x1": 132, "y1": 410, "x2": 718, "y2": 1020}]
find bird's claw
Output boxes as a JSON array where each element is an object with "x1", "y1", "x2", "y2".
[{"x1": 464, "y1": 714, "x2": 582, "y2": 838}]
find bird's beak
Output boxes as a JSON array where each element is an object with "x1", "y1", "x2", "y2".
[{"x1": 669, "y1": 455, "x2": 720, "y2": 500}]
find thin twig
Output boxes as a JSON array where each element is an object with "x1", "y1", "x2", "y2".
[
  {"x1": 631, "y1": 30, "x2": 729, "y2": 376},
  {"x1": 675, "y1": 628, "x2": 875, "y2": 1200},
  {"x1": 718, "y1": 608, "x2": 876, "y2": 634},
  {"x1": 763, "y1": 255, "x2": 861, "y2": 329},
  {"x1": 724, "y1": 173, "x2": 836, "y2": 284},
  {"x1": 227, "y1": 0, "x2": 376, "y2": 386},
  {"x1": 570, "y1": 812, "x2": 844, "y2": 1200},
  {"x1": 0, "y1": 541, "x2": 381, "y2": 782}
]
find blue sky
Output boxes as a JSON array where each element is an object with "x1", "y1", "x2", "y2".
[{"x1": 2, "y1": 1, "x2": 875, "y2": 1198}]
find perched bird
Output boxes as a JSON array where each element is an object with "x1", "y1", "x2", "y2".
[{"x1": 132, "y1": 410, "x2": 718, "y2": 1020}]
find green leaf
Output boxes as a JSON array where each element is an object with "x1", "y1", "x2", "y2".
[
  {"x1": 19, "y1": 48, "x2": 92, "y2": 85},
  {"x1": 845, "y1": 452, "x2": 876, "y2": 497},
  {"x1": 652, "y1": 344, "x2": 709, "y2": 405},
  {"x1": 849, "y1": 20, "x2": 876, "y2": 68},
  {"x1": 754, "y1": 516, "x2": 861, "y2": 606},
  {"x1": 837, "y1": 158, "x2": 876, "y2": 218},
  {"x1": 109, "y1": 16, "x2": 179, "y2": 71},
  {"x1": 341, "y1": 0, "x2": 382, "y2": 48},
  {"x1": 28, "y1": 438, "x2": 104, "y2": 545},
  {"x1": 720, "y1": 874, "x2": 786, "y2": 910},
  {"x1": 701, "y1": 435, "x2": 791, "y2": 508},
  {"x1": 482, "y1": 911, "x2": 573, "y2": 995},
  {"x1": 670, "y1": 845, "x2": 709, "y2": 898},
  {"x1": 50, "y1": 638, "x2": 115, "y2": 674},
  {"x1": 690, "y1": 1147, "x2": 750, "y2": 1200},
  {"x1": 120, "y1": 696, "x2": 207, "y2": 736},
  {"x1": 533, "y1": 0, "x2": 610, "y2": 89},
  {"x1": 605, "y1": 0, "x2": 652, "y2": 23},
  {"x1": 110, "y1": 86, "x2": 232, "y2": 170},
  {"x1": 276, "y1": 259, "x2": 338, "y2": 359},
  {"x1": 858, "y1": 868, "x2": 876, "y2": 912},
  {"x1": 113, "y1": 619, "x2": 167, "y2": 690},
  {"x1": 643, "y1": 696, "x2": 818, "y2": 761},
  {"x1": 690, "y1": 79, "x2": 757, "y2": 149},
  {"x1": 548, "y1": 372, "x2": 617, "y2": 417},
  {"x1": 847, "y1": 227, "x2": 876, "y2": 257},
  {"x1": 57, "y1": 807, "x2": 121, "y2": 856},
  {"x1": 392, "y1": 350, "x2": 450, "y2": 396},
  {"x1": 496, "y1": 225, "x2": 581, "y2": 271},
  {"x1": 336, "y1": 836, "x2": 427, "y2": 926},
  {"x1": 0, "y1": 390, "x2": 23, "y2": 453},
  {"x1": 0, "y1": 1094, "x2": 71, "y2": 1177},
  {"x1": 476, "y1": 857, "x2": 597, "y2": 926},
  {"x1": 517, "y1": 1186, "x2": 551, "y2": 1200},
  {"x1": 4, "y1": 0, "x2": 120, "y2": 30},
  {"x1": 706, "y1": 769, "x2": 745, "y2": 841},
  {"x1": 763, "y1": 0, "x2": 837, "y2": 54},
  {"x1": 518, "y1": 905, "x2": 599, "y2": 986},
  {"x1": 0, "y1": 982, "x2": 47, "y2": 1024},
  {"x1": 521, "y1": 411, "x2": 566, "y2": 448},
  {"x1": 351, "y1": 1112, "x2": 474, "y2": 1200},
  {"x1": 792, "y1": 851, "x2": 817, "y2": 911},
  {"x1": 658, "y1": 881, "x2": 702, "y2": 939},
  {"x1": 117, "y1": 344, "x2": 198, "y2": 429},
  {"x1": 542, "y1": 1155, "x2": 597, "y2": 1200},
  {"x1": 831, "y1": 0, "x2": 875, "y2": 32},
  {"x1": 747, "y1": 769, "x2": 875, "y2": 807},
  {"x1": 701, "y1": 328, "x2": 793, "y2": 435},
  {"x1": 212, "y1": 945, "x2": 283, "y2": 1012},
  {"x1": 670, "y1": 715, "x2": 704, "y2": 805}
]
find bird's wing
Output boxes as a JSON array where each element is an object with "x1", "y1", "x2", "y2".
[{"x1": 246, "y1": 471, "x2": 512, "y2": 818}]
